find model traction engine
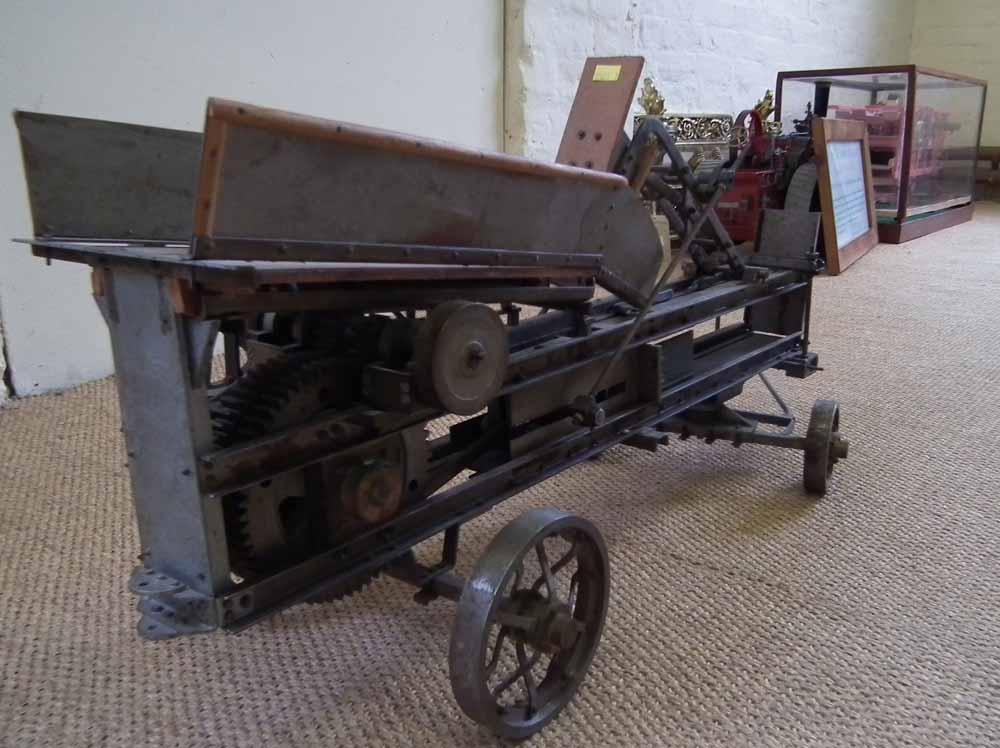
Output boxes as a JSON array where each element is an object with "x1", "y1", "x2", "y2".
[{"x1": 638, "y1": 81, "x2": 819, "y2": 248}]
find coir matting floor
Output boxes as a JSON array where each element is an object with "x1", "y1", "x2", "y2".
[{"x1": 2, "y1": 205, "x2": 999, "y2": 747}]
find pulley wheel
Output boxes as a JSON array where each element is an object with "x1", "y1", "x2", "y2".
[
  {"x1": 414, "y1": 301, "x2": 508, "y2": 415},
  {"x1": 803, "y1": 399, "x2": 848, "y2": 495},
  {"x1": 449, "y1": 508, "x2": 609, "y2": 739}
]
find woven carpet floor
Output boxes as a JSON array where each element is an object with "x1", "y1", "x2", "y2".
[{"x1": 3, "y1": 205, "x2": 1000, "y2": 747}]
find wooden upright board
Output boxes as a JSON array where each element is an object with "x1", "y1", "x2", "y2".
[
  {"x1": 812, "y1": 117, "x2": 879, "y2": 275},
  {"x1": 556, "y1": 56, "x2": 645, "y2": 172}
]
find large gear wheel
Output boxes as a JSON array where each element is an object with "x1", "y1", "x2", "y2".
[
  {"x1": 211, "y1": 352, "x2": 430, "y2": 602},
  {"x1": 213, "y1": 354, "x2": 358, "y2": 572}
]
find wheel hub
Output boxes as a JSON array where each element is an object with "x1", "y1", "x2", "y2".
[
  {"x1": 341, "y1": 458, "x2": 404, "y2": 525},
  {"x1": 540, "y1": 606, "x2": 584, "y2": 651},
  {"x1": 830, "y1": 432, "x2": 849, "y2": 462},
  {"x1": 508, "y1": 589, "x2": 584, "y2": 654},
  {"x1": 414, "y1": 301, "x2": 509, "y2": 415}
]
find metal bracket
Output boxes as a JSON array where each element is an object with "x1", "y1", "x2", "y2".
[
  {"x1": 774, "y1": 351, "x2": 821, "y2": 379},
  {"x1": 363, "y1": 365, "x2": 417, "y2": 412},
  {"x1": 622, "y1": 427, "x2": 670, "y2": 452},
  {"x1": 657, "y1": 373, "x2": 804, "y2": 450},
  {"x1": 129, "y1": 566, "x2": 218, "y2": 641},
  {"x1": 386, "y1": 525, "x2": 464, "y2": 605}
]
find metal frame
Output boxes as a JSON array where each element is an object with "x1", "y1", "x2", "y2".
[{"x1": 68, "y1": 251, "x2": 817, "y2": 635}]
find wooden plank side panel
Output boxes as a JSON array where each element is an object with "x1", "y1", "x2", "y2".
[
  {"x1": 190, "y1": 98, "x2": 665, "y2": 300},
  {"x1": 207, "y1": 98, "x2": 625, "y2": 188},
  {"x1": 192, "y1": 116, "x2": 228, "y2": 239}
]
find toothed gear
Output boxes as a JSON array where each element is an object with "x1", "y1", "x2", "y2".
[
  {"x1": 210, "y1": 352, "x2": 430, "y2": 603},
  {"x1": 213, "y1": 353, "x2": 359, "y2": 572}
]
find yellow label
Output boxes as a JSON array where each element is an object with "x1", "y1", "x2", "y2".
[{"x1": 593, "y1": 64, "x2": 622, "y2": 82}]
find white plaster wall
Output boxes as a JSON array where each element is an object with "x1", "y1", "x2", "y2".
[
  {"x1": 505, "y1": 0, "x2": 916, "y2": 159},
  {"x1": 911, "y1": 0, "x2": 997, "y2": 144},
  {"x1": 0, "y1": 0, "x2": 501, "y2": 396},
  {"x1": 0, "y1": 325, "x2": 7, "y2": 405}
]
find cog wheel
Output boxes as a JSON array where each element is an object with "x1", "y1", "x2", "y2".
[
  {"x1": 213, "y1": 353, "x2": 359, "y2": 573},
  {"x1": 211, "y1": 352, "x2": 431, "y2": 602}
]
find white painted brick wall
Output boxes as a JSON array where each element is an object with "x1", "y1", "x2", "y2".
[
  {"x1": 506, "y1": 0, "x2": 916, "y2": 159},
  {"x1": 911, "y1": 0, "x2": 997, "y2": 144}
]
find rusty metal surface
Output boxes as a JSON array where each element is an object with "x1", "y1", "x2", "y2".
[
  {"x1": 203, "y1": 262, "x2": 593, "y2": 285},
  {"x1": 556, "y1": 57, "x2": 645, "y2": 171},
  {"x1": 23, "y1": 239, "x2": 599, "y2": 288},
  {"x1": 754, "y1": 209, "x2": 822, "y2": 271},
  {"x1": 194, "y1": 236, "x2": 603, "y2": 267},
  {"x1": 192, "y1": 98, "x2": 664, "y2": 300},
  {"x1": 14, "y1": 112, "x2": 201, "y2": 240},
  {"x1": 200, "y1": 284, "x2": 595, "y2": 317}
]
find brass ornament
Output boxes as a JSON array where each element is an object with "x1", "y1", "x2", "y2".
[
  {"x1": 754, "y1": 89, "x2": 775, "y2": 121},
  {"x1": 637, "y1": 78, "x2": 665, "y2": 117}
]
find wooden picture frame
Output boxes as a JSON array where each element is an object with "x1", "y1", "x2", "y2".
[{"x1": 812, "y1": 117, "x2": 879, "y2": 274}]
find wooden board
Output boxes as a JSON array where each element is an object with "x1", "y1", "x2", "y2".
[
  {"x1": 556, "y1": 56, "x2": 645, "y2": 172},
  {"x1": 812, "y1": 117, "x2": 879, "y2": 275}
]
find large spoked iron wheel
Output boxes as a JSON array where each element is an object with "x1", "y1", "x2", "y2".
[
  {"x1": 803, "y1": 399, "x2": 849, "y2": 496},
  {"x1": 449, "y1": 509, "x2": 609, "y2": 739}
]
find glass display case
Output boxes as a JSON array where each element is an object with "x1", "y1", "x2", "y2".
[{"x1": 775, "y1": 66, "x2": 987, "y2": 243}]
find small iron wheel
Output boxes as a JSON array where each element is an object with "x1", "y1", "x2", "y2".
[
  {"x1": 803, "y1": 399, "x2": 848, "y2": 495},
  {"x1": 449, "y1": 508, "x2": 609, "y2": 739},
  {"x1": 414, "y1": 301, "x2": 508, "y2": 415}
]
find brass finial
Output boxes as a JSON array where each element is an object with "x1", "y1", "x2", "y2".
[
  {"x1": 753, "y1": 89, "x2": 775, "y2": 121},
  {"x1": 638, "y1": 78, "x2": 665, "y2": 117}
]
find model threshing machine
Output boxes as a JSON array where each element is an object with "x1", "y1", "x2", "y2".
[{"x1": 12, "y1": 56, "x2": 848, "y2": 738}]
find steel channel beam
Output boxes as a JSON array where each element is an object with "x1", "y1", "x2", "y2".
[
  {"x1": 200, "y1": 284, "x2": 594, "y2": 316},
  {"x1": 219, "y1": 331, "x2": 801, "y2": 629},
  {"x1": 194, "y1": 236, "x2": 603, "y2": 268},
  {"x1": 199, "y1": 406, "x2": 436, "y2": 497},
  {"x1": 502, "y1": 275, "x2": 806, "y2": 393},
  {"x1": 658, "y1": 420, "x2": 808, "y2": 450},
  {"x1": 197, "y1": 280, "x2": 804, "y2": 497},
  {"x1": 23, "y1": 240, "x2": 253, "y2": 286},
  {"x1": 98, "y1": 269, "x2": 231, "y2": 595}
]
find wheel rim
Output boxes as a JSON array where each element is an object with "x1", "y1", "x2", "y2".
[
  {"x1": 804, "y1": 399, "x2": 840, "y2": 495},
  {"x1": 449, "y1": 509, "x2": 609, "y2": 739}
]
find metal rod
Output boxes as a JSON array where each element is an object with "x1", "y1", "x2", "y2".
[{"x1": 588, "y1": 183, "x2": 728, "y2": 397}]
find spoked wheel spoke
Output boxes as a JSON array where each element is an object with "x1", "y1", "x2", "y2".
[
  {"x1": 532, "y1": 540, "x2": 558, "y2": 599},
  {"x1": 511, "y1": 561, "x2": 524, "y2": 592},
  {"x1": 484, "y1": 626, "x2": 510, "y2": 678},
  {"x1": 517, "y1": 641, "x2": 540, "y2": 716},
  {"x1": 551, "y1": 538, "x2": 579, "y2": 577},
  {"x1": 449, "y1": 508, "x2": 610, "y2": 740},
  {"x1": 568, "y1": 570, "x2": 581, "y2": 609},
  {"x1": 491, "y1": 641, "x2": 541, "y2": 699}
]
